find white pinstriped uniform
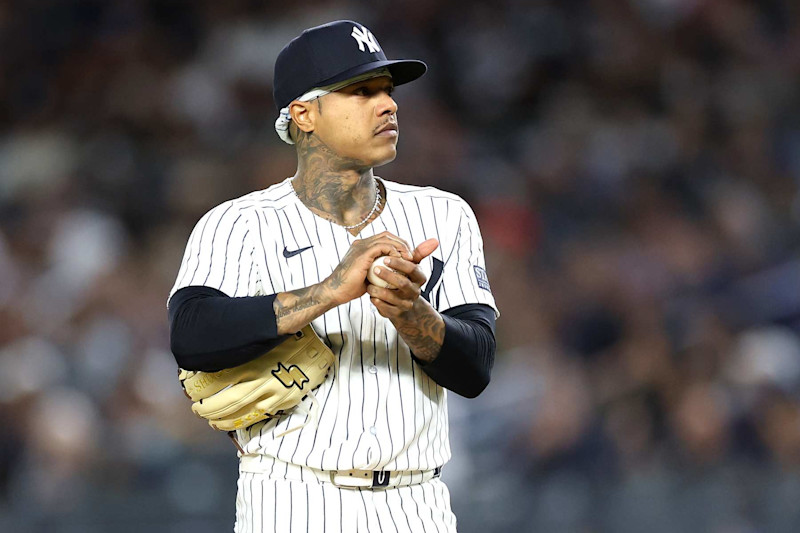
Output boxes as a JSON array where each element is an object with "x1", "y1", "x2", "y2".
[{"x1": 170, "y1": 176, "x2": 498, "y2": 532}]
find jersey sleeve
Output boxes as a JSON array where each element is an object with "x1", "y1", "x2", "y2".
[
  {"x1": 168, "y1": 201, "x2": 259, "y2": 302},
  {"x1": 436, "y1": 199, "x2": 499, "y2": 317}
]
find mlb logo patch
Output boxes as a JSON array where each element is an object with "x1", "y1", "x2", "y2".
[{"x1": 473, "y1": 266, "x2": 491, "y2": 292}]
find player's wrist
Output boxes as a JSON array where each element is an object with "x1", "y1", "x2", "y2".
[
  {"x1": 303, "y1": 281, "x2": 341, "y2": 313},
  {"x1": 319, "y1": 277, "x2": 347, "y2": 307},
  {"x1": 394, "y1": 302, "x2": 444, "y2": 363},
  {"x1": 403, "y1": 298, "x2": 439, "y2": 326}
]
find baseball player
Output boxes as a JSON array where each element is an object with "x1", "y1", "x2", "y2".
[{"x1": 168, "y1": 20, "x2": 499, "y2": 532}]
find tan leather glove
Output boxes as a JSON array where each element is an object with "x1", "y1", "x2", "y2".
[{"x1": 178, "y1": 325, "x2": 334, "y2": 432}]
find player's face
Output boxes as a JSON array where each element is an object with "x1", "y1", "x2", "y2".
[{"x1": 313, "y1": 76, "x2": 399, "y2": 167}]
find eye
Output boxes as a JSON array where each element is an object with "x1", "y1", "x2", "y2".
[{"x1": 352, "y1": 85, "x2": 394, "y2": 97}]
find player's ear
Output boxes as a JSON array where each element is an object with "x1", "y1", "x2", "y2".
[{"x1": 289, "y1": 101, "x2": 315, "y2": 135}]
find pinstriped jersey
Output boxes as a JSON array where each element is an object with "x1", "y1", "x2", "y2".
[{"x1": 169, "y1": 177, "x2": 498, "y2": 472}]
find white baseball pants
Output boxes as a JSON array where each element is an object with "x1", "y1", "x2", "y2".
[{"x1": 234, "y1": 470, "x2": 457, "y2": 532}]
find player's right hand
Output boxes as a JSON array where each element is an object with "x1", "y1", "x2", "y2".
[{"x1": 324, "y1": 231, "x2": 413, "y2": 305}]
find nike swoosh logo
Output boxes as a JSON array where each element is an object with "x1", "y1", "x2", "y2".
[{"x1": 283, "y1": 245, "x2": 313, "y2": 258}]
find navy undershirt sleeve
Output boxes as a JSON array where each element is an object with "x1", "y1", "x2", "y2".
[
  {"x1": 412, "y1": 304, "x2": 496, "y2": 398},
  {"x1": 169, "y1": 286, "x2": 497, "y2": 398},
  {"x1": 168, "y1": 286, "x2": 289, "y2": 372}
]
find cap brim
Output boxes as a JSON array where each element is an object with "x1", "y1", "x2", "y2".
[{"x1": 317, "y1": 59, "x2": 427, "y2": 89}]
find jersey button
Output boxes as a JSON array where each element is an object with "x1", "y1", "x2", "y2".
[
  {"x1": 368, "y1": 365, "x2": 378, "y2": 374},
  {"x1": 369, "y1": 426, "x2": 377, "y2": 435}
]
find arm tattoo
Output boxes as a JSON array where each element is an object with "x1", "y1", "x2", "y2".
[
  {"x1": 275, "y1": 297, "x2": 320, "y2": 318},
  {"x1": 396, "y1": 304, "x2": 445, "y2": 363},
  {"x1": 273, "y1": 283, "x2": 334, "y2": 334}
]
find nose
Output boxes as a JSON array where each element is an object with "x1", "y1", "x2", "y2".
[{"x1": 377, "y1": 92, "x2": 398, "y2": 116}]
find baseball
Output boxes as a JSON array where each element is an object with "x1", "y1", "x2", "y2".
[{"x1": 367, "y1": 256, "x2": 401, "y2": 288}]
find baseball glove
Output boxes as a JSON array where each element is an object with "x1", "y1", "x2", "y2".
[{"x1": 178, "y1": 325, "x2": 334, "y2": 432}]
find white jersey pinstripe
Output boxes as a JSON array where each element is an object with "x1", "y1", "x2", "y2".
[
  {"x1": 169, "y1": 176, "x2": 498, "y2": 474},
  {"x1": 235, "y1": 471, "x2": 457, "y2": 533}
]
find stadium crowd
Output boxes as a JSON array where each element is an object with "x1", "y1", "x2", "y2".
[{"x1": 1, "y1": 0, "x2": 800, "y2": 531}]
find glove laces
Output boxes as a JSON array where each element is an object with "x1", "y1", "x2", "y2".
[{"x1": 274, "y1": 390, "x2": 321, "y2": 438}]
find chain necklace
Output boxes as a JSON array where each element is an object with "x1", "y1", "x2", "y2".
[
  {"x1": 339, "y1": 180, "x2": 381, "y2": 229},
  {"x1": 292, "y1": 178, "x2": 381, "y2": 230}
]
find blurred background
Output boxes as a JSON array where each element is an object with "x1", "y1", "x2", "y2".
[{"x1": 2, "y1": 0, "x2": 800, "y2": 531}]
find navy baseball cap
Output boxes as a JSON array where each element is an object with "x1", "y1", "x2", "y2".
[{"x1": 273, "y1": 20, "x2": 427, "y2": 110}]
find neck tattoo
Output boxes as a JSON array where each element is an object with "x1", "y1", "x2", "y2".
[
  {"x1": 292, "y1": 178, "x2": 382, "y2": 230},
  {"x1": 341, "y1": 180, "x2": 381, "y2": 229}
]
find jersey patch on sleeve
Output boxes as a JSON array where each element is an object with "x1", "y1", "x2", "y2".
[{"x1": 473, "y1": 265, "x2": 491, "y2": 292}]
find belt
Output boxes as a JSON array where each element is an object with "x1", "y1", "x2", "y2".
[
  {"x1": 325, "y1": 466, "x2": 442, "y2": 489},
  {"x1": 240, "y1": 455, "x2": 442, "y2": 489}
]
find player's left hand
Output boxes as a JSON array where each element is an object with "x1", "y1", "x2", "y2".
[{"x1": 367, "y1": 238, "x2": 438, "y2": 318}]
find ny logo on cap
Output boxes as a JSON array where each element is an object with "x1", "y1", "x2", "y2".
[{"x1": 351, "y1": 24, "x2": 381, "y2": 53}]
